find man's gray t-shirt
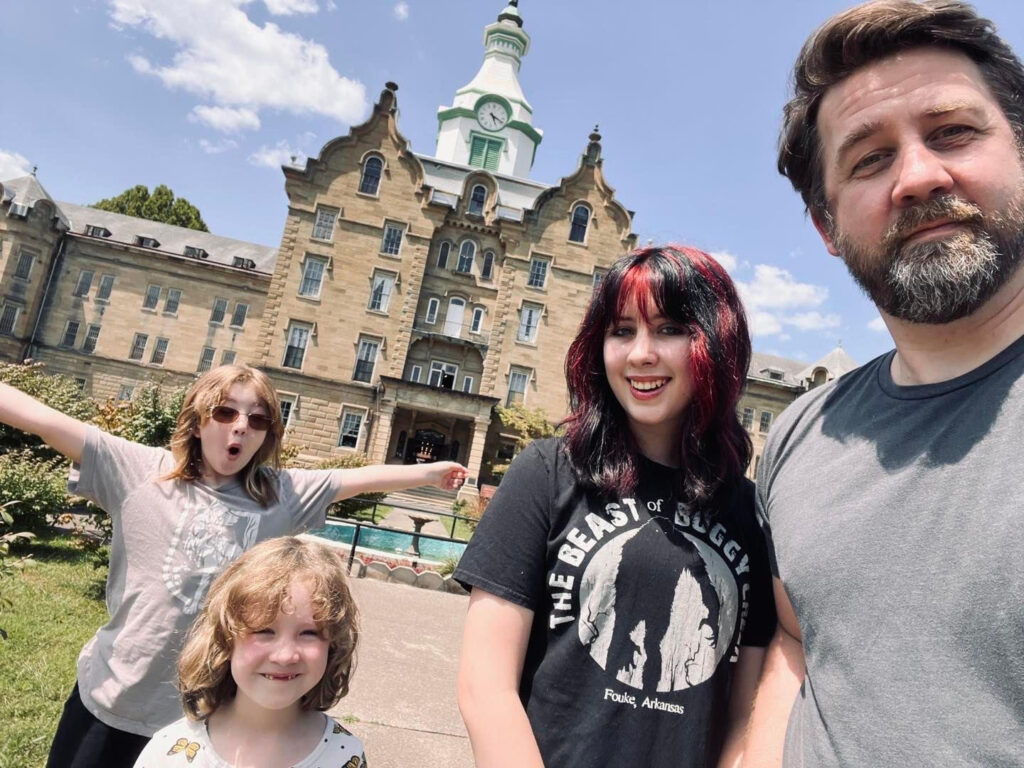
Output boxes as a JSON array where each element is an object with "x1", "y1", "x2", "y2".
[
  {"x1": 757, "y1": 334, "x2": 1024, "y2": 767},
  {"x1": 69, "y1": 427, "x2": 344, "y2": 736}
]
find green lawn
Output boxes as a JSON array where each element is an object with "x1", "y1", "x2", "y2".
[{"x1": 0, "y1": 534, "x2": 108, "y2": 768}]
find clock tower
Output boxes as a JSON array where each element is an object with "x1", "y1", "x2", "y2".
[{"x1": 434, "y1": 1, "x2": 543, "y2": 179}]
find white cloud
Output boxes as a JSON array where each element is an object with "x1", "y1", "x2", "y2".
[
  {"x1": 248, "y1": 140, "x2": 308, "y2": 168},
  {"x1": 733, "y1": 263, "x2": 838, "y2": 337},
  {"x1": 199, "y1": 137, "x2": 239, "y2": 154},
  {"x1": 189, "y1": 105, "x2": 261, "y2": 133},
  {"x1": 0, "y1": 149, "x2": 32, "y2": 180},
  {"x1": 785, "y1": 311, "x2": 842, "y2": 331},
  {"x1": 263, "y1": 0, "x2": 318, "y2": 14},
  {"x1": 393, "y1": 2, "x2": 409, "y2": 21},
  {"x1": 109, "y1": 0, "x2": 368, "y2": 126},
  {"x1": 739, "y1": 265, "x2": 827, "y2": 310},
  {"x1": 709, "y1": 250, "x2": 738, "y2": 273},
  {"x1": 868, "y1": 316, "x2": 888, "y2": 332}
]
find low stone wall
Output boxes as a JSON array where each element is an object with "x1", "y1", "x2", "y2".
[{"x1": 349, "y1": 559, "x2": 468, "y2": 595}]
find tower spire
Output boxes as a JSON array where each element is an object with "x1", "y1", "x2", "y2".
[{"x1": 433, "y1": 1, "x2": 543, "y2": 178}]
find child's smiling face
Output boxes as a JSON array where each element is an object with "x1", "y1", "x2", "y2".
[{"x1": 230, "y1": 577, "x2": 329, "y2": 713}]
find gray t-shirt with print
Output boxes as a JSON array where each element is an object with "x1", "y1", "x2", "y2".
[
  {"x1": 69, "y1": 427, "x2": 344, "y2": 736},
  {"x1": 757, "y1": 334, "x2": 1024, "y2": 767}
]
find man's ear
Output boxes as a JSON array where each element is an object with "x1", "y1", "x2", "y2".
[{"x1": 810, "y1": 209, "x2": 841, "y2": 257}]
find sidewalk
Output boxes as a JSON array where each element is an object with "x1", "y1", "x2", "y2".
[{"x1": 331, "y1": 579, "x2": 475, "y2": 768}]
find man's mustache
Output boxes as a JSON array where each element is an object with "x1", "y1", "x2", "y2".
[{"x1": 883, "y1": 195, "x2": 984, "y2": 253}]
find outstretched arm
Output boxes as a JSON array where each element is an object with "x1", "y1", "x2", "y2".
[
  {"x1": 458, "y1": 588, "x2": 545, "y2": 768},
  {"x1": 0, "y1": 382, "x2": 88, "y2": 464},
  {"x1": 330, "y1": 460, "x2": 467, "y2": 503},
  {"x1": 740, "y1": 578, "x2": 806, "y2": 768}
]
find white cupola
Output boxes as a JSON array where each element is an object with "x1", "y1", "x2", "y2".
[{"x1": 434, "y1": 1, "x2": 542, "y2": 179}]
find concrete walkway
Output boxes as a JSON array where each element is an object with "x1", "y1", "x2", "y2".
[{"x1": 330, "y1": 579, "x2": 475, "y2": 768}]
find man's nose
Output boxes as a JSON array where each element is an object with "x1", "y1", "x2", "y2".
[{"x1": 891, "y1": 142, "x2": 955, "y2": 207}]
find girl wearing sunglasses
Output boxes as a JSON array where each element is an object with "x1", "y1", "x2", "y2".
[{"x1": 0, "y1": 363, "x2": 466, "y2": 768}]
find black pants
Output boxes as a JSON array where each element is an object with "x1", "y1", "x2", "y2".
[{"x1": 46, "y1": 684, "x2": 150, "y2": 768}]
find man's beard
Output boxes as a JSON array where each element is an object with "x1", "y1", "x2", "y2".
[{"x1": 829, "y1": 193, "x2": 1024, "y2": 324}]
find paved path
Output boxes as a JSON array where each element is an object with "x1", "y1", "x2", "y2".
[{"x1": 330, "y1": 579, "x2": 475, "y2": 768}]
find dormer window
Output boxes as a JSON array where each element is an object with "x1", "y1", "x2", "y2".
[
  {"x1": 468, "y1": 185, "x2": 487, "y2": 216},
  {"x1": 232, "y1": 257, "x2": 257, "y2": 270},
  {"x1": 765, "y1": 368, "x2": 785, "y2": 381},
  {"x1": 85, "y1": 225, "x2": 111, "y2": 238},
  {"x1": 184, "y1": 246, "x2": 209, "y2": 259},
  {"x1": 135, "y1": 236, "x2": 160, "y2": 249},
  {"x1": 569, "y1": 204, "x2": 590, "y2": 243}
]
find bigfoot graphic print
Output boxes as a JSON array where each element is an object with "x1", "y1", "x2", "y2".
[{"x1": 455, "y1": 440, "x2": 774, "y2": 768}]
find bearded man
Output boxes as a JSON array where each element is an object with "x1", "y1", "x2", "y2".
[{"x1": 742, "y1": 2, "x2": 1024, "y2": 766}]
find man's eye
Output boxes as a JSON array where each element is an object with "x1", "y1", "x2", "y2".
[
  {"x1": 851, "y1": 151, "x2": 887, "y2": 175},
  {"x1": 931, "y1": 125, "x2": 975, "y2": 144}
]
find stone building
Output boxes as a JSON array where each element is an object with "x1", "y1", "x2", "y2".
[{"x1": 0, "y1": 2, "x2": 855, "y2": 495}]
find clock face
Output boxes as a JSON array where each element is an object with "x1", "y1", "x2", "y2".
[{"x1": 477, "y1": 101, "x2": 509, "y2": 131}]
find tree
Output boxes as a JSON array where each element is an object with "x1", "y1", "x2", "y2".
[
  {"x1": 494, "y1": 403, "x2": 556, "y2": 451},
  {"x1": 91, "y1": 184, "x2": 209, "y2": 231},
  {"x1": 0, "y1": 362, "x2": 96, "y2": 461}
]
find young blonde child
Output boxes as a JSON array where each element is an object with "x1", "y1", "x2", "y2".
[
  {"x1": 133, "y1": 536, "x2": 365, "y2": 768},
  {"x1": 0, "y1": 363, "x2": 465, "y2": 767}
]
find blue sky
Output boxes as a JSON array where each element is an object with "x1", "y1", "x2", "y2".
[{"x1": 3, "y1": 0, "x2": 1023, "y2": 367}]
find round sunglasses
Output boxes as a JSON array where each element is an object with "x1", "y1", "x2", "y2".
[{"x1": 207, "y1": 405, "x2": 274, "y2": 432}]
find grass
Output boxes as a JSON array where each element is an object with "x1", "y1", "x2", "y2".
[{"x1": 0, "y1": 533, "x2": 108, "y2": 768}]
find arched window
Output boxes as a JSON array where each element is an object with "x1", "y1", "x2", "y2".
[
  {"x1": 437, "y1": 241, "x2": 451, "y2": 270},
  {"x1": 481, "y1": 250, "x2": 495, "y2": 280},
  {"x1": 468, "y1": 184, "x2": 487, "y2": 215},
  {"x1": 569, "y1": 204, "x2": 590, "y2": 243},
  {"x1": 457, "y1": 241, "x2": 475, "y2": 274},
  {"x1": 359, "y1": 156, "x2": 383, "y2": 195}
]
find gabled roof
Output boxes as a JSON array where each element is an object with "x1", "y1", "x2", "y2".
[
  {"x1": 748, "y1": 351, "x2": 809, "y2": 387},
  {"x1": 58, "y1": 201, "x2": 277, "y2": 275},
  {"x1": 1, "y1": 174, "x2": 69, "y2": 228},
  {"x1": 798, "y1": 345, "x2": 859, "y2": 381}
]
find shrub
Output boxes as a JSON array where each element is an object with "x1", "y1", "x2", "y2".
[
  {"x1": 0, "y1": 451, "x2": 70, "y2": 530},
  {"x1": 0, "y1": 501, "x2": 35, "y2": 640},
  {"x1": 92, "y1": 383, "x2": 186, "y2": 448},
  {"x1": 0, "y1": 361, "x2": 96, "y2": 461},
  {"x1": 317, "y1": 454, "x2": 388, "y2": 518}
]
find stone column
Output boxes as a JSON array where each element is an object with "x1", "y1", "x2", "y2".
[
  {"x1": 368, "y1": 405, "x2": 395, "y2": 463},
  {"x1": 458, "y1": 416, "x2": 491, "y2": 501}
]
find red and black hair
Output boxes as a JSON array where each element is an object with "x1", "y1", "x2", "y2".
[{"x1": 562, "y1": 245, "x2": 752, "y2": 508}]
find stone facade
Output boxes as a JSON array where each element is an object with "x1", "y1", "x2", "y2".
[{"x1": 0, "y1": 3, "x2": 858, "y2": 497}]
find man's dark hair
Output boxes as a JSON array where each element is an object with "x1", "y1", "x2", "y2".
[{"x1": 779, "y1": 0, "x2": 1024, "y2": 216}]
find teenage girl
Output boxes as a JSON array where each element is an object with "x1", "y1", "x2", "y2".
[
  {"x1": 133, "y1": 536, "x2": 365, "y2": 768},
  {"x1": 455, "y1": 246, "x2": 775, "y2": 768},
  {"x1": 0, "y1": 363, "x2": 465, "y2": 767}
]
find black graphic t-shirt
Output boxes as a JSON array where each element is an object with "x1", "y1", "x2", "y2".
[{"x1": 455, "y1": 439, "x2": 775, "y2": 768}]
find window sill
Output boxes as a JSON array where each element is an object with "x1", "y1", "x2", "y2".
[
  {"x1": 365, "y1": 308, "x2": 390, "y2": 317},
  {"x1": 567, "y1": 239, "x2": 589, "y2": 248},
  {"x1": 229, "y1": 324, "x2": 246, "y2": 331},
  {"x1": 524, "y1": 284, "x2": 547, "y2": 293},
  {"x1": 378, "y1": 252, "x2": 402, "y2": 261},
  {"x1": 161, "y1": 311, "x2": 179, "y2": 318},
  {"x1": 355, "y1": 191, "x2": 380, "y2": 201},
  {"x1": 514, "y1": 339, "x2": 538, "y2": 348},
  {"x1": 141, "y1": 307, "x2": 158, "y2": 314},
  {"x1": 296, "y1": 294, "x2": 323, "y2": 304},
  {"x1": 209, "y1": 320, "x2": 225, "y2": 327},
  {"x1": 309, "y1": 236, "x2": 335, "y2": 245}
]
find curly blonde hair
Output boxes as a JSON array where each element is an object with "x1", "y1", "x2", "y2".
[
  {"x1": 177, "y1": 537, "x2": 359, "y2": 720},
  {"x1": 161, "y1": 364, "x2": 285, "y2": 505}
]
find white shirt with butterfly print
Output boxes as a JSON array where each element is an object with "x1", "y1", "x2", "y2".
[{"x1": 132, "y1": 714, "x2": 366, "y2": 767}]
